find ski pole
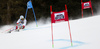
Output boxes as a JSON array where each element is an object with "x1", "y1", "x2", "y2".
[{"x1": 1, "y1": 27, "x2": 14, "y2": 33}]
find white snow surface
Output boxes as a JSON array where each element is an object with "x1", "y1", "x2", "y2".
[{"x1": 0, "y1": 15, "x2": 100, "y2": 49}]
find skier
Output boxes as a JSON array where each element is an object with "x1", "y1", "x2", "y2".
[{"x1": 16, "y1": 15, "x2": 27, "y2": 30}]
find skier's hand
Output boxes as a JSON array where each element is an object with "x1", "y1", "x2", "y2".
[
  {"x1": 17, "y1": 23, "x2": 19, "y2": 24},
  {"x1": 17, "y1": 23, "x2": 19, "y2": 26},
  {"x1": 22, "y1": 25, "x2": 25, "y2": 29}
]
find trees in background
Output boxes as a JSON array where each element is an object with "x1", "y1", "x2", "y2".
[{"x1": 0, "y1": 0, "x2": 99, "y2": 25}]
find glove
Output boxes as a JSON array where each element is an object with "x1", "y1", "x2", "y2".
[
  {"x1": 17, "y1": 23, "x2": 19, "y2": 24},
  {"x1": 22, "y1": 25, "x2": 25, "y2": 29}
]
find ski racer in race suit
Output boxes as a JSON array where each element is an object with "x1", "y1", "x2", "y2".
[{"x1": 16, "y1": 15, "x2": 27, "y2": 30}]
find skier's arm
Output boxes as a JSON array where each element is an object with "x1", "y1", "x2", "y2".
[
  {"x1": 23, "y1": 19, "x2": 27, "y2": 26},
  {"x1": 17, "y1": 19, "x2": 20, "y2": 24}
]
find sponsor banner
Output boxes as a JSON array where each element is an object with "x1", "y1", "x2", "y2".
[
  {"x1": 51, "y1": 10, "x2": 68, "y2": 23},
  {"x1": 82, "y1": 1, "x2": 92, "y2": 9}
]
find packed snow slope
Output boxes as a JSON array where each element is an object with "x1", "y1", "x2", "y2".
[{"x1": 0, "y1": 15, "x2": 100, "y2": 49}]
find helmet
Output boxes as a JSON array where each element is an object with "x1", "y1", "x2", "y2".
[{"x1": 20, "y1": 15, "x2": 24, "y2": 20}]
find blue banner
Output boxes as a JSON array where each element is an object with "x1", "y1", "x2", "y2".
[{"x1": 27, "y1": 1, "x2": 33, "y2": 9}]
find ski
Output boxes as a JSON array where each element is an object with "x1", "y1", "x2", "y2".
[{"x1": 7, "y1": 28, "x2": 15, "y2": 33}]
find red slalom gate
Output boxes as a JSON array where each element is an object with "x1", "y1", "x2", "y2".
[
  {"x1": 81, "y1": 0, "x2": 93, "y2": 18},
  {"x1": 50, "y1": 4, "x2": 73, "y2": 48}
]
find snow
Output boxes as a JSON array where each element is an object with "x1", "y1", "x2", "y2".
[{"x1": 0, "y1": 15, "x2": 100, "y2": 49}]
